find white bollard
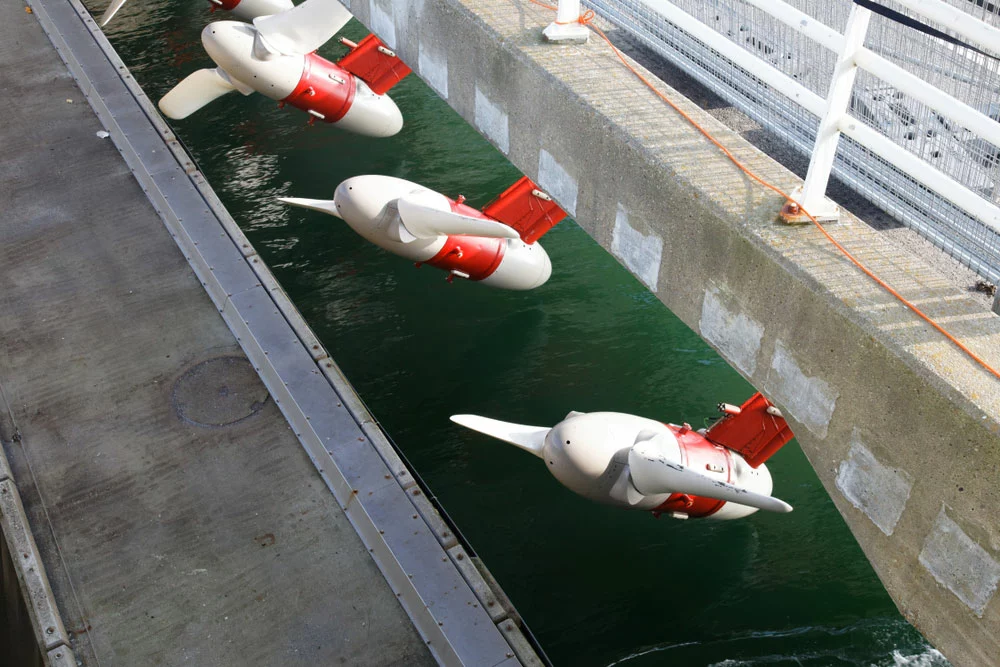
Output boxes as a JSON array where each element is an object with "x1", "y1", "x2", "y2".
[{"x1": 543, "y1": 0, "x2": 590, "y2": 44}]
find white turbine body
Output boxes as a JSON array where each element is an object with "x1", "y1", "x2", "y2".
[
  {"x1": 280, "y1": 175, "x2": 554, "y2": 290},
  {"x1": 451, "y1": 411, "x2": 792, "y2": 520},
  {"x1": 158, "y1": 0, "x2": 404, "y2": 138}
]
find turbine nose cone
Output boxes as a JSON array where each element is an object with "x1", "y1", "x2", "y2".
[
  {"x1": 541, "y1": 416, "x2": 623, "y2": 504},
  {"x1": 201, "y1": 21, "x2": 252, "y2": 71},
  {"x1": 333, "y1": 176, "x2": 386, "y2": 226},
  {"x1": 549, "y1": 419, "x2": 611, "y2": 479},
  {"x1": 335, "y1": 80, "x2": 405, "y2": 138}
]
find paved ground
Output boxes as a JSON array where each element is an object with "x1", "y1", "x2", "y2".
[{"x1": 0, "y1": 2, "x2": 434, "y2": 664}]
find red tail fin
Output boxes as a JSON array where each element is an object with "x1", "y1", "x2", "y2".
[
  {"x1": 482, "y1": 177, "x2": 567, "y2": 244},
  {"x1": 704, "y1": 393, "x2": 793, "y2": 468},
  {"x1": 337, "y1": 35, "x2": 411, "y2": 95}
]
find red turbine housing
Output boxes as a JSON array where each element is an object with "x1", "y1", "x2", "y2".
[
  {"x1": 280, "y1": 35, "x2": 411, "y2": 123},
  {"x1": 652, "y1": 424, "x2": 735, "y2": 518},
  {"x1": 283, "y1": 54, "x2": 357, "y2": 122},
  {"x1": 652, "y1": 393, "x2": 793, "y2": 518},
  {"x1": 424, "y1": 177, "x2": 567, "y2": 282}
]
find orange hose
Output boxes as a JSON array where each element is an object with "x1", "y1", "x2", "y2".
[{"x1": 527, "y1": 0, "x2": 1000, "y2": 381}]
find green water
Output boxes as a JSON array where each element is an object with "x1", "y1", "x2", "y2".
[{"x1": 92, "y1": 3, "x2": 947, "y2": 664}]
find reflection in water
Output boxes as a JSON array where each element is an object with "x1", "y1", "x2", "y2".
[{"x1": 90, "y1": 2, "x2": 944, "y2": 664}]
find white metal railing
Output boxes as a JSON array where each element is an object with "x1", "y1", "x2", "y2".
[
  {"x1": 797, "y1": 1, "x2": 1000, "y2": 227},
  {"x1": 561, "y1": 0, "x2": 1000, "y2": 310},
  {"x1": 616, "y1": 0, "x2": 1000, "y2": 228}
]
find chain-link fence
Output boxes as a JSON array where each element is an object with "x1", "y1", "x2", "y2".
[{"x1": 586, "y1": 0, "x2": 1000, "y2": 285}]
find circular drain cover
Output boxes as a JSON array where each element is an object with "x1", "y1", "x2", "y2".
[{"x1": 172, "y1": 357, "x2": 269, "y2": 427}]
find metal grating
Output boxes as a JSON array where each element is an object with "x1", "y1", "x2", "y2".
[{"x1": 586, "y1": 0, "x2": 1000, "y2": 284}]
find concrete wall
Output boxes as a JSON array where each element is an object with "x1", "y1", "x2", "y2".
[{"x1": 343, "y1": 0, "x2": 1000, "y2": 664}]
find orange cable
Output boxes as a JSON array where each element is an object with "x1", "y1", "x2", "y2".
[{"x1": 527, "y1": 0, "x2": 1000, "y2": 381}]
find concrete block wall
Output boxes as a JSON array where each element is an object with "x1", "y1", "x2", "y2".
[{"x1": 342, "y1": 0, "x2": 1000, "y2": 664}]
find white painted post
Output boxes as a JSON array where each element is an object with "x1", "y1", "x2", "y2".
[
  {"x1": 543, "y1": 0, "x2": 590, "y2": 44},
  {"x1": 785, "y1": 4, "x2": 873, "y2": 223}
]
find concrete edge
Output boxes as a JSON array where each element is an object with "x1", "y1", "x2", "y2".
[
  {"x1": 25, "y1": 0, "x2": 536, "y2": 664},
  {"x1": 0, "y1": 447, "x2": 75, "y2": 663}
]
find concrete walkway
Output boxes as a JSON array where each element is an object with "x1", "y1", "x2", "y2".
[{"x1": 0, "y1": 0, "x2": 529, "y2": 664}]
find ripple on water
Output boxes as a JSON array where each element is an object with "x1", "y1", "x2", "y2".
[{"x1": 607, "y1": 619, "x2": 949, "y2": 667}]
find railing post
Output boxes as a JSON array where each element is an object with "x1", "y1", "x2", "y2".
[
  {"x1": 783, "y1": 4, "x2": 873, "y2": 223},
  {"x1": 543, "y1": 0, "x2": 589, "y2": 44}
]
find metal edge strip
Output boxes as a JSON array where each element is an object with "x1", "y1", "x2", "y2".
[{"x1": 0, "y1": 448, "x2": 75, "y2": 661}]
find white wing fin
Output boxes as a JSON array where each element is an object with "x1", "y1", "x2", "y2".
[
  {"x1": 278, "y1": 197, "x2": 343, "y2": 219},
  {"x1": 100, "y1": 0, "x2": 128, "y2": 26},
  {"x1": 252, "y1": 0, "x2": 353, "y2": 56},
  {"x1": 621, "y1": 476, "x2": 645, "y2": 506},
  {"x1": 386, "y1": 214, "x2": 417, "y2": 243},
  {"x1": 451, "y1": 415, "x2": 549, "y2": 459},
  {"x1": 397, "y1": 190, "x2": 520, "y2": 240},
  {"x1": 159, "y1": 68, "x2": 240, "y2": 119},
  {"x1": 230, "y1": 0, "x2": 294, "y2": 21},
  {"x1": 628, "y1": 437, "x2": 793, "y2": 513},
  {"x1": 252, "y1": 32, "x2": 283, "y2": 61}
]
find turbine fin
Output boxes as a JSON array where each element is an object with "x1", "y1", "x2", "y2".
[
  {"x1": 704, "y1": 392, "x2": 793, "y2": 468},
  {"x1": 450, "y1": 415, "x2": 548, "y2": 459},
  {"x1": 158, "y1": 68, "x2": 239, "y2": 120},
  {"x1": 481, "y1": 176, "x2": 567, "y2": 244},
  {"x1": 386, "y1": 217, "x2": 417, "y2": 243},
  {"x1": 628, "y1": 438, "x2": 792, "y2": 513},
  {"x1": 397, "y1": 190, "x2": 520, "y2": 240},
  {"x1": 100, "y1": 0, "x2": 128, "y2": 26},
  {"x1": 252, "y1": 0, "x2": 353, "y2": 56},
  {"x1": 278, "y1": 197, "x2": 342, "y2": 219}
]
